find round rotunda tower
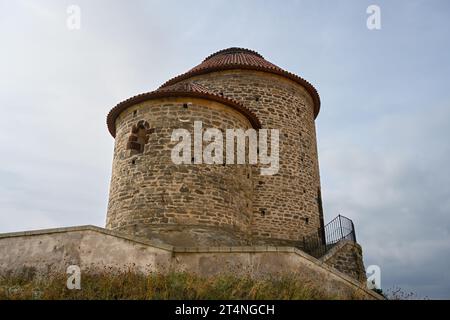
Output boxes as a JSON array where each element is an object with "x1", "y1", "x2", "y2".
[{"x1": 106, "y1": 48, "x2": 323, "y2": 248}]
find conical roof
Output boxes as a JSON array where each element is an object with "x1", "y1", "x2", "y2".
[{"x1": 160, "y1": 47, "x2": 320, "y2": 116}]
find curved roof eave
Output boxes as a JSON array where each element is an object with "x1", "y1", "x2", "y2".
[{"x1": 106, "y1": 90, "x2": 262, "y2": 138}]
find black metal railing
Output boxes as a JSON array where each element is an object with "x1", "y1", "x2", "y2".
[{"x1": 302, "y1": 214, "x2": 356, "y2": 258}]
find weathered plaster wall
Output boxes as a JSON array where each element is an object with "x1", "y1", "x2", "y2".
[
  {"x1": 0, "y1": 226, "x2": 172, "y2": 276},
  {"x1": 0, "y1": 226, "x2": 380, "y2": 299}
]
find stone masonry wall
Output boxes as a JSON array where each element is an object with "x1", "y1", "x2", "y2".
[
  {"x1": 173, "y1": 70, "x2": 322, "y2": 246},
  {"x1": 321, "y1": 241, "x2": 367, "y2": 284},
  {"x1": 106, "y1": 97, "x2": 254, "y2": 246}
]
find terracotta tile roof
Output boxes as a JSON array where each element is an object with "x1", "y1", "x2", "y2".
[
  {"x1": 106, "y1": 82, "x2": 262, "y2": 137},
  {"x1": 195, "y1": 48, "x2": 278, "y2": 70},
  {"x1": 159, "y1": 47, "x2": 321, "y2": 117},
  {"x1": 156, "y1": 81, "x2": 210, "y2": 94}
]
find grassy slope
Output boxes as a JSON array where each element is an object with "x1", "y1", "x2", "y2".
[{"x1": 0, "y1": 270, "x2": 363, "y2": 300}]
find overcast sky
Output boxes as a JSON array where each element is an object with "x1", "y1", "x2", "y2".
[{"x1": 1, "y1": 0, "x2": 449, "y2": 299}]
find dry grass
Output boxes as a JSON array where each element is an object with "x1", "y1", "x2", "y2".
[{"x1": 0, "y1": 268, "x2": 344, "y2": 300}]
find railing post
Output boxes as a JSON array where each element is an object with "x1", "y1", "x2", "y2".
[
  {"x1": 338, "y1": 214, "x2": 344, "y2": 240},
  {"x1": 351, "y1": 220, "x2": 357, "y2": 242}
]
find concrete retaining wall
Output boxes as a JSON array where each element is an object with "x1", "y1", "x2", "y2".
[{"x1": 0, "y1": 225, "x2": 381, "y2": 300}]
